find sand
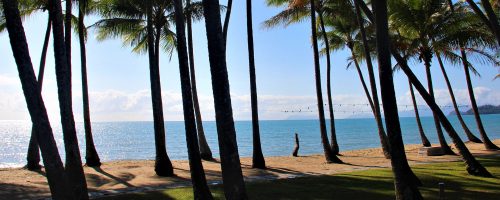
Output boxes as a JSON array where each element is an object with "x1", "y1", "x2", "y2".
[{"x1": 1, "y1": 140, "x2": 499, "y2": 200}]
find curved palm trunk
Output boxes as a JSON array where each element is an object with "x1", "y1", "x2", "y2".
[
  {"x1": 79, "y1": 2, "x2": 101, "y2": 167},
  {"x1": 436, "y1": 53, "x2": 482, "y2": 143},
  {"x1": 354, "y1": 1, "x2": 391, "y2": 159},
  {"x1": 422, "y1": 53, "x2": 455, "y2": 155},
  {"x1": 318, "y1": 11, "x2": 339, "y2": 155},
  {"x1": 460, "y1": 50, "x2": 500, "y2": 150},
  {"x1": 147, "y1": 0, "x2": 174, "y2": 177},
  {"x1": 358, "y1": 0, "x2": 492, "y2": 177},
  {"x1": 311, "y1": 0, "x2": 342, "y2": 164},
  {"x1": 409, "y1": 80, "x2": 431, "y2": 147},
  {"x1": 3, "y1": 1, "x2": 72, "y2": 198},
  {"x1": 201, "y1": 0, "x2": 248, "y2": 198},
  {"x1": 172, "y1": 1, "x2": 214, "y2": 198},
  {"x1": 349, "y1": 45, "x2": 391, "y2": 159},
  {"x1": 247, "y1": 0, "x2": 266, "y2": 169},
  {"x1": 51, "y1": 0, "x2": 89, "y2": 198},
  {"x1": 372, "y1": 1, "x2": 423, "y2": 199},
  {"x1": 27, "y1": 17, "x2": 52, "y2": 171},
  {"x1": 186, "y1": 0, "x2": 213, "y2": 161}
]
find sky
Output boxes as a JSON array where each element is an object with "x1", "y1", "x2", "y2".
[{"x1": 1, "y1": 1, "x2": 499, "y2": 123}]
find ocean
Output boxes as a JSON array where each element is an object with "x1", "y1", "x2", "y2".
[{"x1": 1, "y1": 114, "x2": 499, "y2": 168}]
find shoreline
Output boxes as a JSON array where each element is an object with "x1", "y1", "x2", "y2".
[{"x1": 0, "y1": 140, "x2": 499, "y2": 199}]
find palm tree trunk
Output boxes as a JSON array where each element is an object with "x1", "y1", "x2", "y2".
[
  {"x1": 409, "y1": 80, "x2": 431, "y2": 147},
  {"x1": 172, "y1": 1, "x2": 214, "y2": 198},
  {"x1": 422, "y1": 53, "x2": 455, "y2": 155},
  {"x1": 3, "y1": 1, "x2": 72, "y2": 198},
  {"x1": 64, "y1": 0, "x2": 71, "y2": 68},
  {"x1": 372, "y1": 1, "x2": 423, "y2": 199},
  {"x1": 147, "y1": 0, "x2": 174, "y2": 177},
  {"x1": 349, "y1": 46, "x2": 391, "y2": 158},
  {"x1": 201, "y1": 0, "x2": 248, "y2": 199},
  {"x1": 357, "y1": 0, "x2": 493, "y2": 177},
  {"x1": 50, "y1": 0, "x2": 89, "y2": 198},
  {"x1": 465, "y1": 0, "x2": 500, "y2": 46},
  {"x1": 186, "y1": 0, "x2": 213, "y2": 161},
  {"x1": 79, "y1": 2, "x2": 101, "y2": 167},
  {"x1": 436, "y1": 53, "x2": 482, "y2": 143},
  {"x1": 480, "y1": 0, "x2": 500, "y2": 46},
  {"x1": 311, "y1": 0, "x2": 342, "y2": 164},
  {"x1": 247, "y1": 0, "x2": 266, "y2": 169},
  {"x1": 354, "y1": 1, "x2": 391, "y2": 159},
  {"x1": 27, "y1": 17, "x2": 52, "y2": 171},
  {"x1": 318, "y1": 11, "x2": 339, "y2": 155},
  {"x1": 460, "y1": 49, "x2": 500, "y2": 150}
]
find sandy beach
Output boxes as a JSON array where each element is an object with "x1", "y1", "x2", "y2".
[{"x1": 1, "y1": 140, "x2": 499, "y2": 200}]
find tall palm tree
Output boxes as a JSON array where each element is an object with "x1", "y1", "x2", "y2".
[
  {"x1": 311, "y1": 0, "x2": 342, "y2": 164},
  {"x1": 77, "y1": 0, "x2": 101, "y2": 167},
  {"x1": 371, "y1": 0, "x2": 423, "y2": 198},
  {"x1": 352, "y1": 0, "x2": 392, "y2": 157},
  {"x1": 186, "y1": 0, "x2": 214, "y2": 161},
  {"x1": 49, "y1": 0, "x2": 89, "y2": 198},
  {"x1": 247, "y1": 0, "x2": 266, "y2": 169},
  {"x1": 356, "y1": 0, "x2": 493, "y2": 177},
  {"x1": 172, "y1": 0, "x2": 213, "y2": 198},
  {"x1": 264, "y1": 0, "x2": 342, "y2": 162},
  {"x1": 201, "y1": 0, "x2": 248, "y2": 198},
  {"x1": 1, "y1": 0, "x2": 54, "y2": 171},
  {"x1": 388, "y1": 0, "x2": 456, "y2": 155},
  {"x1": 92, "y1": 0, "x2": 176, "y2": 176},
  {"x1": 2, "y1": 0, "x2": 73, "y2": 198}
]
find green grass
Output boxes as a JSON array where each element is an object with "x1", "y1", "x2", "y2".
[{"x1": 97, "y1": 157, "x2": 500, "y2": 200}]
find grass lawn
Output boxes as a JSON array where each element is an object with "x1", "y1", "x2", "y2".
[{"x1": 96, "y1": 157, "x2": 500, "y2": 200}]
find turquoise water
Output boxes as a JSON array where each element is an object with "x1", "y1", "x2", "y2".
[{"x1": 1, "y1": 114, "x2": 499, "y2": 168}]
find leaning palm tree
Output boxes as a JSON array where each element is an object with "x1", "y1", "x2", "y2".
[
  {"x1": 1, "y1": 0, "x2": 54, "y2": 171},
  {"x1": 246, "y1": 0, "x2": 266, "y2": 169},
  {"x1": 389, "y1": 0, "x2": 456, "y2": 155},
  {"x1": 171, "y1": 0, "x2": 213, "y2": 198},
  {"x1": 185, "y1": 0, "x2": 214, "y2": 161},
  {"x1": 465, "y1": 0, "x2": 500, "y2": 45},
  {"x1": 201, "y1": 0, "x2": 248, "y2": 198},
  {"x1": 92, "y1": 0, "x2": 177, "y2": 176},
  {"x1": 371, "y1": 0, "x2": 424, "y2": 198},
  {"x1": 2, "y1": 0, "x2": 73, "y2": 198}
]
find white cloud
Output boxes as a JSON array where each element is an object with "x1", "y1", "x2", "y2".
[{"x1": 1, "y1": 71, "x2": 499, "y2": 122}]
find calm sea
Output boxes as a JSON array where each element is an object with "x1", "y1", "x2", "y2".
[{"x1": 1, "y1": 114, "x2": 499, "y2": 168}]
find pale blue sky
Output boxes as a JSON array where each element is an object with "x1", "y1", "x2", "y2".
[{"x1": 1, "y1": 1, "x2": 499, "y2": 122}]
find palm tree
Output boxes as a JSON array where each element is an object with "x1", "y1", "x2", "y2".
[
  {"x1": 92, "y1": 0, "x2": 176, "y2": 176},
  {"x1": 186, "y1": 0, "x2": 214, "y2": 161},
  {"x1": 246, "y1": 0, "x2": 266, "y2": 169},
  {"x1": 49, "y1": 0, "x2": 89, "y2": 198},
  {"x1": 371, "y1": 0, "x2": 423, "y2": 198},
  {"x1": 310, "y1": 0, "x2": 342, "y2": 164},
  {"x1": 1, "y1": 0, "x2": 53, "y2": 171},
  {"x1": 201, "y1": 0, "x2": 248, "y2": 198},
  {"x1": 388, "y1": 0, "x2": 455, "y2": 155},
  {"x1": 357, "y1": 0, "x2": 492, "y2": 177},
  {"x1": 172, "y1": 0, "x2": 213, "y2": 198},
  {"x1": 77, "y1": 0, "x2": 101, "y2": 167},
  {"x1": 2, "y1": 0, "x2": 73, "y2": 198},
  {"x1": 409, "y1": 80, "x2": 432, "y2": 147},
  {"x1": 264, "y1": 0, "x2": 342, "y2": 163},
  {"x1": 352, "y1": 0, "x2": 392, "y2": 157}
]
